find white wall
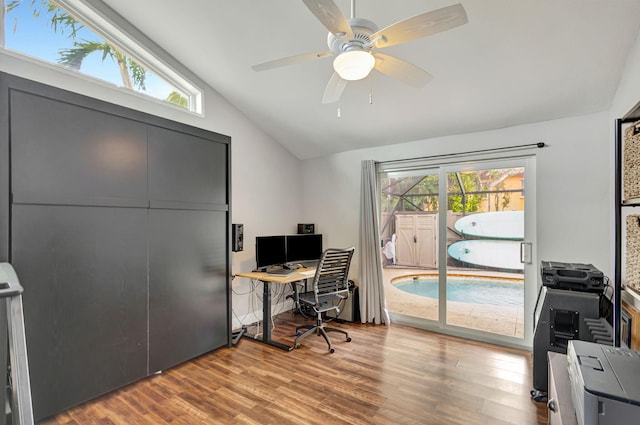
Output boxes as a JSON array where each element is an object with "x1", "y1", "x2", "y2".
[
  {"x1": 301, "y1": 112, "x2": 612, "y2": 279},
  {"x1": 0, "y1": 51, "x2": 302, "y2": 327},
  {"x1": 610, "y1": 29, "x2": 640, "y2": 120},
  {"x1": 5, "y1": 19, "x2": 638, "y2": 331},
  {"x1": 301, "y1": 26, "x2": 640, "y2": 291}
]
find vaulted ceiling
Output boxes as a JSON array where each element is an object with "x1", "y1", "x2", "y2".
[{"x1": 101, "y1": 0, "x2": 640, "y2": 159}]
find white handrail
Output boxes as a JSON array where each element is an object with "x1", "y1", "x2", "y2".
[{"x1": 0, "y1": 263, "x2": 34, "y2": 425}]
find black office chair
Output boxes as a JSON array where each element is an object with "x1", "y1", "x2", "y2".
[{"x1": 294, "y1": 247, "x2": 354, "y2": 353}]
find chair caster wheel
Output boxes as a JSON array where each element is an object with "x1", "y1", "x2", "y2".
[
  {"x1": 294, "y1": 343, "x2": 300, "y2": 349},
  {"x1": 346, "y1": 337, "x2": 352, "y2": 342},
  {"x1": 329, "y1": 348, "x2": 335, "y2": 353}
]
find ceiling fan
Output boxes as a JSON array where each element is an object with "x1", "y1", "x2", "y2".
[{"x1": 251, "y1": 0, "x2": 468, "y2": 104}]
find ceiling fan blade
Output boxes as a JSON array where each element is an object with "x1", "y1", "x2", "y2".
[
  {"x1": 373, "y1": 53, "x2": 433, "y2": 87},
  {"x1": 251, "y1": 51, "x2": 332, "y2": 72},
  {"x1": 371, "y1": 3, "x2": 468, "y2": 49},
  {"x1": 303, "y1": 0, "x2": 353, "y2": 39},
  {"x1": 322, "y1": 72, "x2": 348, "y2": 104}
]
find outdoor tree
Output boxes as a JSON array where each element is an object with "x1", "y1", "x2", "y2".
[
  {"x1": 447, "y1": 172, "x2": 481, "y2": 213},
  {"x1": 7, "y1": 0, "x2": 187, "y2": 106},
  {"x1": 381, "y1": 172, "x2": 484, "y2": 214},
  {"x1": 166, "y1": 90, "x2": 188, "y2": 108},
  {"x1": 57, "y1": 40, "x2": 147, "y2": 90},
  {"x1": 380, "y1": 174, "x2": 439, "y2": 213}
]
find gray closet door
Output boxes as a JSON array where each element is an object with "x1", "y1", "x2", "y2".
[
  {"x1": 2, "y1": 72, "x2": 231, "y2": 421},
  {"x1": 12, "y1": 205, "x2": 148, "y2": 420},
  {"x1": 148, "y1": 209, "x2": 228, "y2": 372},
  {"x1": 10, "y1": 90, "x2": 148, "y2": 204},
  {"x1": 147, "y1": 125, "x2": 227, "y2": 206},
  {"x1": 147, "y1": 126, "x2": 229, "y2": 372},
  {"x1": 9, "y1": 88, "x2": 149, "y2": 420}
]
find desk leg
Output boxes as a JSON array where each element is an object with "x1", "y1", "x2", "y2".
[
  {"x1": 243, "y1": 280, "x2": 293, "y2": 351},
  {"x1": 262, "y1": 279, "x2": 272, "y2": 342}
]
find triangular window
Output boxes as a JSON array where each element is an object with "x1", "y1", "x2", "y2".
[{"x1": 2, "y1": 0, "x2": 202, "y2": 113}]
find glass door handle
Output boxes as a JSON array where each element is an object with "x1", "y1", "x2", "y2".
[{"x1": 520, "y1": 242, "x2": 532, "y2": 264}]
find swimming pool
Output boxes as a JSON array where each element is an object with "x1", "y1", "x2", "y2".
[{"x1": 393, "y1": 276, "x2": 524, "y2": 306}]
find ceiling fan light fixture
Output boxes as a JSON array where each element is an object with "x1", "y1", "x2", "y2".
[{"x1": 333, "y1": 50, "x2": 375, "y2": 81}]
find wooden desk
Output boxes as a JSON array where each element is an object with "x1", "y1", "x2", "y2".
[{"x1": 234, "y1": 268, "x2": 316, "y2": 351}]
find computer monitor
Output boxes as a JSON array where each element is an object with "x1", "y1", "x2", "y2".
[
  {"x1": 286, "y1": 234, "x2": 323, "y2": 264},
  {"x1": 255, "y1": 235, "x2": 287, "y2": 271}
]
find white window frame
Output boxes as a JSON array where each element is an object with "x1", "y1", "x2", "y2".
[{"x1": 2, "y1": 0, "x2": 204, "y2": 114}]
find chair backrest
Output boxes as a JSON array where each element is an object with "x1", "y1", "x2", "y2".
[{"x1": 312, "y1": 247, "x2": 354, "y2": 300}]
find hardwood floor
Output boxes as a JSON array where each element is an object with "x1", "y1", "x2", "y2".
[{"x1": 39, "y1": 312, "x2": 548, "y2": 425}]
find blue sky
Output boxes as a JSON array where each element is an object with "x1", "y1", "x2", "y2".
[{"x1": 4, "y1": 1, "x2": 175, "y2": 100}]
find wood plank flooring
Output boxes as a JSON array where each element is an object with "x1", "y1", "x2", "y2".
[{"x1": 39, "y1": 312, "x2": 548, "y2": 425}]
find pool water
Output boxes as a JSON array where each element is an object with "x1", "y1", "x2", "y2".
[{"x1": 394, "y1": 277, "x2": 523, "y2": 306}]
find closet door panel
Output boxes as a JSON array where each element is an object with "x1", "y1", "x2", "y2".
[
  {"x1": 2, "y1": 72, "x2": 231, "y2": 420},
  {"x1": 10, "y1": 90, "x2": 147, "y2": 204},
  {"x1": 11, "y1": 204, "x2": 148, "y2": 421},
  {"x1": 148, "y1": 125, "x2": 228, "y2": 206},
  {"x1": 148, "y1": 208, "x2": 228, "y2": 372}
]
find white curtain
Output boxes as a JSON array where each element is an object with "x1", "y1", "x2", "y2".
[{"x1": 358, "y1": 160, "x2": 390, "y2": 325}]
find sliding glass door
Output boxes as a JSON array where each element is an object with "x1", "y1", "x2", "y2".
[
  {"x1": 380, "y1": 157, "x2": 536, "y2": 347},
  {"x1": 444, "y1": 163, "x2": 527, "y2": 338},
  {"x1": 380, "y1": 169, "x2": 440, "y2": 321}
]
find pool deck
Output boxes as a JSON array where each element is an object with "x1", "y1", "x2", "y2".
[{"x1": 383, "y1": 267, "x2": 525, "y2": 338}]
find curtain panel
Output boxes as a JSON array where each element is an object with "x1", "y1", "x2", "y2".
[{"x1": 358, "y1": 160, "x2": 389, "y2": 325}]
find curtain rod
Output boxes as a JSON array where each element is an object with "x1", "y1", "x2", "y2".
[{"x1": 377, "y1": 142, "x2": 545, "y2": 165}]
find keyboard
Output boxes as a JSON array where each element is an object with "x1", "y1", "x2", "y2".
[{"x1": 266, "y1": 268, "x2": 296, "y2": 276}]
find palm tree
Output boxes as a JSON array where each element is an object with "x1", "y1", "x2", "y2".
[
  {"x1": 7, "y1": 0, "x2": 188, "y2": 106},
  {"x1": 7, "y1": 0, "x2": 81, "y2": 37},
  {"x1": 166, "y1": 90, "x2": 188, "y2": 108},
  {"x1": 8, "y1": 0, "x2": 145, "y2": 89},
  {"x1": 57, "y1": 40, "x2": 146, "y2": 90}
]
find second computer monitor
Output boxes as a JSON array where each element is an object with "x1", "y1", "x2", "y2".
[{"x1": 286, "y1": 234, "x2": 323, "y2": 264}]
